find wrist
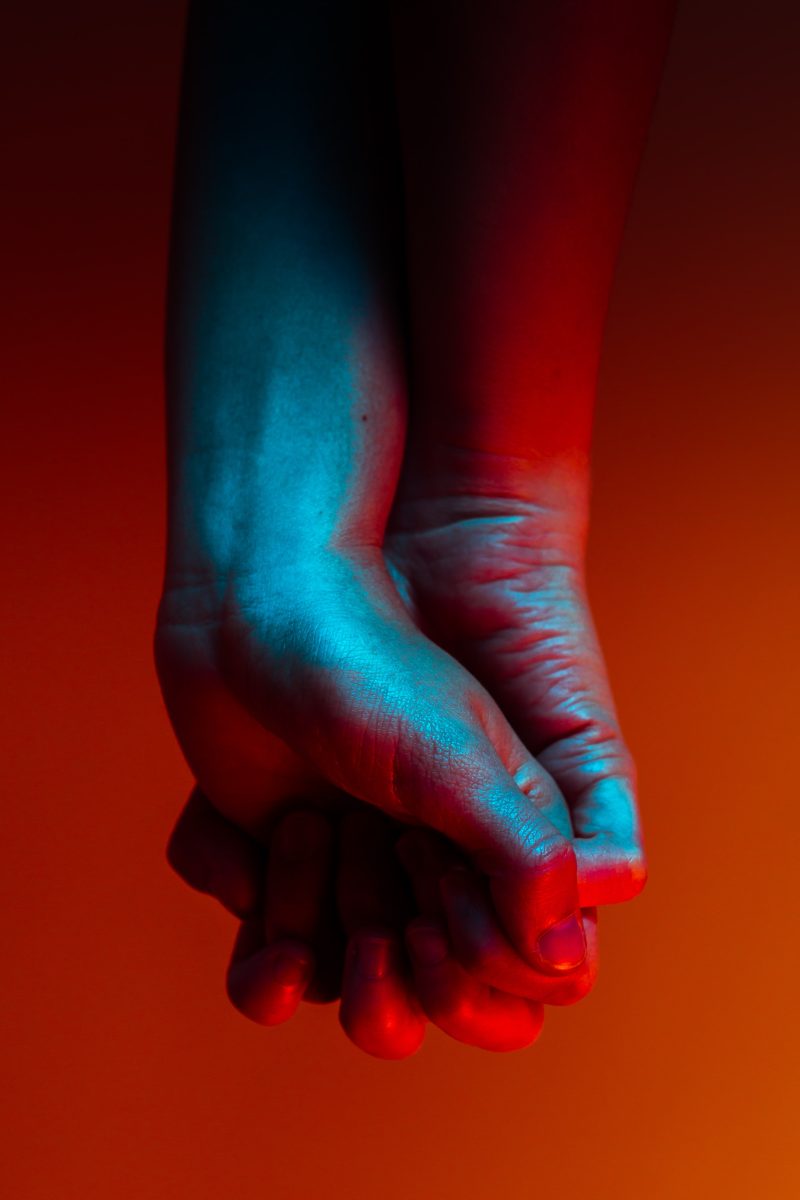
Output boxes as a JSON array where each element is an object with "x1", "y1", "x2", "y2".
[
  {"x1": 392, "y1": 440, "x2": 590, "y2": 539},
  {"x1": 160, "y1": 509, "x2": 395, "y2": 637},
  {"x1": 164, "y1": 405, "x2": 405, "y2": 588}
]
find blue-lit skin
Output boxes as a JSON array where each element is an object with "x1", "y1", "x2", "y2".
[{"x1": 157, "y1": 0, "x2": 669, "y2": 1057}]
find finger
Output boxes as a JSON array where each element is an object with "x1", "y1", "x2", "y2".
[
  {"x1": 399, "y1": 827, "x2": 596, "y2": 1003},
  {"x1": 395, "y1": 828, "x2": 464, "y2": 919},
  {"x1": 535, "y1": 720, "x2": 646, "y2": 905},
  {"x1": 265, "y1": 809, "x2": 333, "y2": 942},
  {"x1": 461, "y1": 592, "x2": 648, "y2": 908},
  {"x1": 440, "y1": 867, "x2": 599, "y2": 1006},
  {"x1": 397, "y1": 829, "x2": 554, "y2": 1042},
  {"x1": 245, "y1": 609, "x2": 586, "y2": 972},
  {"x1": 567, "y1": 775, "x2": 648, "y2": 907},
  {"x1": 338, "y1": 930, "x2": 426, "y2": 1060},
  {"x1": 406, "y1": 920, "x2": 544, "y2": 1052},
  {"x1": 167, "y1": 787, "x2": 264, "y2": 918},
  {"x1": 337, "y1": 807, "x2": 413, "y2": 934},
  {"x1": 265, "y1": 807, "x2": 343, "y2": 1003},
  {"x1": 226, "y1": 920, "x2": 313, "y2": 1026},
  {"x1": 336, "y1": 810, "x2": 421, "y2": 1054},
  {"x1": 396, "y1": 730, "x2": 586, "y2": 975}
]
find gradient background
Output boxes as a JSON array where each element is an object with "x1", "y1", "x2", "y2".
[{"x1": 2, "y1": 2, "x2": 798, "y2": 1197}]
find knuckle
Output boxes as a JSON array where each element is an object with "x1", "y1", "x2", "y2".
[{"x1": 515, "y1": 826, "x2": 576, "y2": 878}]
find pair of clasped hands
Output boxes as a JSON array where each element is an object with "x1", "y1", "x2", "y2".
[
  {"x1": 152, "y1": 0, "x2": 670, "y2": 1063},
  {"x1": 156, "y1": 427, "x2": 646, "y2": 1058}
]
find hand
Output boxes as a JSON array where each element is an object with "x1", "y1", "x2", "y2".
[
  {"x1": 159, "y1": 451, "x2": 643, "y2": 1048},
  {"x1": 169, "y1": 792, "x2": 596, "y2": 1057},
  {"x1": 156, "y1": 545, "x2": 592, "y2": 975},
  {"x1": 386, "y1": 445, "x2": 647, "y2": 918}
]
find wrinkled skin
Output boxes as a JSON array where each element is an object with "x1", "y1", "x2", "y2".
[
  {"x1": 160, "y1": 453, "x2": 642, "y2": 1057},
  {"x1": 156, "y1": 541, "x2": 592, "y2": 975},
  {"x1": 387, "y1": 449, "x2": 645, "y2": 908}
]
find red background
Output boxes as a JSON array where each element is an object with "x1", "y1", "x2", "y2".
[{"x1": 2, "y1": 3, "x2": 798, "y2": 1197}]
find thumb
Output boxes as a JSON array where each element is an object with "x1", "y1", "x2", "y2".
[{"x1": 392, "y1": 727, "x2": 586, "y2": 974}]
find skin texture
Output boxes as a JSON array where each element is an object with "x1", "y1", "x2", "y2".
[
  {"x1": 159, "y1": 0, "x2": 676, "y2": 1055},
  {"x1": 157, "y1": 548, "x2": 596, "y2": 965}
]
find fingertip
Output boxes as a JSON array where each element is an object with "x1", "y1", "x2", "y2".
[
  {"x1": 167, "y1": 795, "x2": 262, "y2": 918},
  {"x1": 533, "y1": 911, "x2": 587, "y2": 974},
  {"x1": 571, "y1": 774, "x2": 648, "y2": 906},
  {"x1": 538, "y1": 908, "x2": 599, "y2": 1005},
  {"x1": 226, "y1": 940, "x2": 314, "y2": 1027},
  {"x1": 406, "y1": 918, "x2": 545, "y2": 1052},
  {"x1": 489, "y1": 835, "x2": 582, "y2": 971},
  {"x1": 575, "y1": 837, "x2": 648, "y2": 906},
  {"x1": 626, "y1": 852, "x2": 648, "y2": 898},
  {"x1": 339, "y1": 931, "x2": 426, "y2": 1060}
]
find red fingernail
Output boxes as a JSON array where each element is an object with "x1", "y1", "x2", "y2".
[
  {"x1": 406, "y1": 922, "x2": 448, "y2": 968},
  {"x1": 270, "y1": 951, "x2": 312, "y2": 987},
  {"x1": 355, "y1": 935, "x2": 394, "y2": 981},
  {"x1": 536, "y1": 913, "x2": 586, "y2": 972}
]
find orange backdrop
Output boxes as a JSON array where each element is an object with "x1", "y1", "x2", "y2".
[{"x1": 2, "y1": 3, "x2": 798, "y2": 1197}]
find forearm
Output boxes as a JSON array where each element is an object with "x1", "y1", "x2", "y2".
[
  {"x1": 390, "y1": 0, "x2": 676, "y2": 465},
  {"x1": 164, "y1": 0, "x2": 405, "y2": 586}
]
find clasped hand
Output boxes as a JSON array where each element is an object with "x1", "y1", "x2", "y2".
[
  {"x1": 156, "y1": 452, "x2": 645, "y2": 1057},
  {"x1": 157, "y1": 0, "x2": 671, "y2": 1059}
]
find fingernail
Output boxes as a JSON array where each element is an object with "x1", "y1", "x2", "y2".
[
  {"x1": 406, "y1": 922, "x2": 449, "y2": 968},
  {"x1": 354, "y1": 935, "x2": 394, "y2": 981},
  {"x1": 269, "y1": 951, "x2": 312, "y2": 987},
  {"x1": 277, "y1": 811, "x2": 327, "y2": 862},
  {"x1": 536, "y1": 913, "x2": 586, "y2": 972}
]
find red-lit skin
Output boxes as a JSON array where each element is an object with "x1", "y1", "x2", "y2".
[
  {"x1": 169, "y1": 793, "x2": 563, "y2": 1056},
  {"x1": 391, "y1": 0, "x2": 677, "y2": 464},
  {"x1": 169, "y1": 792, "x2": 601, "y2": 1057},
  {"x1": 159, "y1": 1, "x2": 675, "y2": 1055},
  {"x1": 382, "y1": 0, "x2": 676, "y2": 939},
  {"x1": 160, "y1": 0, "x2": 598, "y2": 1007}
]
